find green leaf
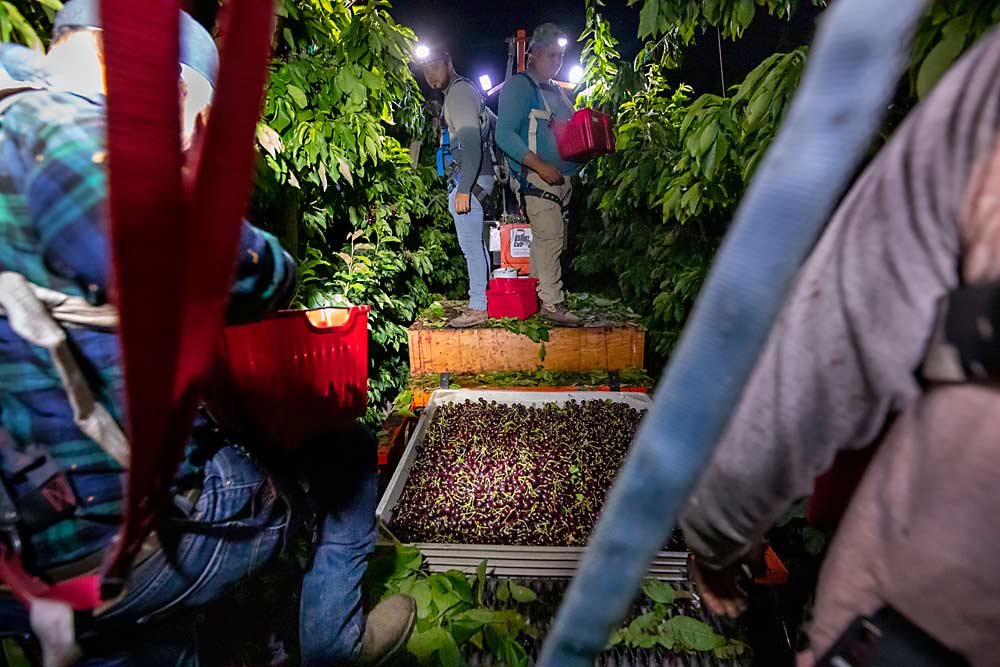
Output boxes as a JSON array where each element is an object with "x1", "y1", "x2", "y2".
[
  {"x1": 475, "y1": 560, "x2": 488, "y2": 605},
  {"x1": 496, "y1": 580, "x2": 510, "y2": 603},
  {"x1": 336, "y1": 157, "x2": 354, "y2": 187},
  {"x1": 443, "y1": 570, "x2": 476, "y2": 605},
  {"x1": 638, "y1": 0, "x2": 659, "y2": 38},
  {"x1": 392, "y1": 544, "x2": 423, "y2": 579},
  {"x1": 680, "y1": 183, "x2": 701, "y2": 214},
  {"x1": 697, "y1": 121, "x2": 718, "y2": 157},
  {"x1": 713, "y1": 639, "x2": 748, "y2": 658},
  {"x1": 508, "y1": 583, "x2": 537, "y2": 604},
  {"x1": 661, "y1": 615, "x2": 727, "y2": 652},
  {"x1": 0, "y1": 2, "x2": 41, "y2": 51},
  {"x1": 745, "y1": 91, "x2": 771, "y2": 131},
  {"x1": 410, "y1": 579, "x2": 433, "y2": 619},
  {"x1": 680, "y1": 95, "x2": 712, "y2": 136},
  {"x1": 408, "y1": 626, "x2": 458, "y2": 663},
  {"x1": 449, "y1": 617, "x2": 486, "y2": 647},
  {"x1": 641, "y1": 579, "x2": 677, "y2": 605},
  {"x1": 803, "y1": 526, "x2": 828, "y2": 555},
  {"x1": 286, "y1": 84, "x2": 308, "y2": 109},
  {"x1": 2, "y1": 638, "x2": 31, "y2": 667},
  {"x1": 916, "y1": 30, "x2": 966, "y2": 99},
  {"x1": 735, "y1": 0, "x2": 755, "y2": 31},
  {"x1": 703, "y1": 133, "x2": 728, "y2": 179}
]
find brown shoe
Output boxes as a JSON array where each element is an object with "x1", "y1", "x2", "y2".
[
  {"x1": 540, "y1": 302, "x2": 582, "y2": 327},
  {"x1": 354, "y1": 594, "x2": 416, "y2": 666},
  {"x1": 448, "y1": 308, "x2": 488, "y2": 328}
]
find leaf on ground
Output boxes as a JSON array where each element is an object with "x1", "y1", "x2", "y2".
[
  {"x1": 641, "y1": 579, "x2": 677, "y2": 605},
  {"x1": 660, "y1": 615, "x2": 727, "y2": 652},
  {"x1": 508, "y1": 582, "x2": 537, "y2": 604},
  {"x1": 496, "y1": 579, "x2": 510, "y2": 603}
]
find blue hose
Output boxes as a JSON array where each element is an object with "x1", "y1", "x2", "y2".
[{"x1": 539, "y1": 0, "x2": 930, "y2": 663}]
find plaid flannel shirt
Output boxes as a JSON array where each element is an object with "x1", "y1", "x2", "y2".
[{"x1": 0, "y1": 49, "x2": 296, "y2": 572}]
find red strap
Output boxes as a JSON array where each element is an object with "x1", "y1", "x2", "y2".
[
  {"x1": 99, "y1": 0, "x2": 274, "y2": 598},
  {"x1": 0, "y1": 546, "x2": 101, "y2": 610},
  {"x1": 98, "y1": 0, "x2": 185, "y2": 597}
]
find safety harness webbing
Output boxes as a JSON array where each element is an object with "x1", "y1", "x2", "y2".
[{"x1": 99, "y1": 0, "x2": 275, "y2": 598}]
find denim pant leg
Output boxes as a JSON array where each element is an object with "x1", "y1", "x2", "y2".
[
  {"x1": 92, "y1": 445, "x2": 288, "y2": 665},
  {"x1": 0, "y1": 447, "x2": 286, "y2": 667},
  {"x1": 449, "y1": 175, "x2": 494, "y2": 311},
  {"x1": 298, "y1": 424, "x2": 379, "y2": 666}
]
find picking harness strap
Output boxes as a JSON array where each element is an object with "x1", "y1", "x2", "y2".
[
  {"x1": 0, "y1": 273, "x2": 127, "y2": 467},
  {"x1": 99, "y1": 0, "x2": 275, "y2": 600},
  {"x1": 921, "y1": 282, "x2": 1000, "y2": 383}
]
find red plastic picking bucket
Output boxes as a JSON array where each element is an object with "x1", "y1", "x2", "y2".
[
  {"x1": 554, "y1": 108, "x2": 616, "y2": 162},
  {"x1": 205, "y1": 306, "x2": 370, "y2": 450}
]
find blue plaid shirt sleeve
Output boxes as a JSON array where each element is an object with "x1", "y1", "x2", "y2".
[
  {"x1": 6, "y1": 93, "x2": 112, "y2": 304},
  {"x1": 5, "y1": 92, "x2": 296, "y2": 313}
]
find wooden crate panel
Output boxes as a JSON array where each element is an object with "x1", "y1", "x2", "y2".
[{"x1": 407, "y1": 325, "x2": 644, "y2": 374}]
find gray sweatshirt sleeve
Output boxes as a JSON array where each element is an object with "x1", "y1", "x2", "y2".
[
  {"x1": 679, "y1": 28, "x2": 1000, "y2": 569},
  {"x1": 446, "y1": 80, "x2": 486, "y2": 196}
]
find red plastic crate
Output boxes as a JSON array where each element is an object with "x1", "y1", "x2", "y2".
[
  {"x1": 555, "y1": 108, "x2": 615, "y2": 162},
  {"x1": 487, "y1": 278, "x2": 538, "y2": 319},
  {"x1": 205, "y1": 306, "x2": 370, "y2": 450}
]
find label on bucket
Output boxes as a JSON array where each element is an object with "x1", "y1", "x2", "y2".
[{"x1": 510, "y1": 228, "x2": 532, "y2": 258}]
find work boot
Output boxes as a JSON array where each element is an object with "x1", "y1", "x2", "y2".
[
  {"x1": 540, "y1": 302, "x2": 582, "y2": 327},
  {"x1": 448, "y1": 307, "x2": 488, "y2": 328},
  {"x1": 353, "y1": 594, "x2": 416, "y2": 666}
]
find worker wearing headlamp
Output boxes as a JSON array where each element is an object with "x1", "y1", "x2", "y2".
[
  {"x1": 496, "y1": 23, "x2": 582, "y2": 327},
  {"x1": 417, "y1": 45, "x2": 496, "y2": 328},
  {"x1": 681, "y1": 27, "x2": 1000, "y2": 667},
  {"x1": 0, "y1": 2, "x2": 414, "y2": 664}
]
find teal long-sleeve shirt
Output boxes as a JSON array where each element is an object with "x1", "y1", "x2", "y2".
[{"x1": 496, "y1": 72, "x2": 579, "y2": 177}]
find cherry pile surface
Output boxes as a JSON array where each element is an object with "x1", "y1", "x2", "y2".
[{"x1": 391, "y1": 398, "x2": 645, "y2": 546}]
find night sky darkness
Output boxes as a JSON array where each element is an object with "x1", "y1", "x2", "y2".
[{"x1": 390, "y1": 1, "x2": 824, "y2": 105}]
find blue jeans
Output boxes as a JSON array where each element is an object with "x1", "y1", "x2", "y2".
[
  {"x1": 0, "y1": 425, "x2": 378, "y2": 666},
  {"x1": 449, "y1": 175, "x2": 494, "y2": 311}
]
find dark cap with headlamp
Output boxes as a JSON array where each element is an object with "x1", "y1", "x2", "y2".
[{"x1": 52, "y1": 0, "x2": 219, "y2": 86}]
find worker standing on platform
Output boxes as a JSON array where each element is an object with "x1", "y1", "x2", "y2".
[
  {"x1": 681, "y1": 27, "x2": 1000, "y2": 666},
  {"x1": 496, "y1": 23, "x2": 582, "y2": 327},
  {"x1": 0, "y1": 2, "x2": 414, "y2": 664},
  {"x1": 417, "y1": 46, "x2": 496, "y2": 328}
]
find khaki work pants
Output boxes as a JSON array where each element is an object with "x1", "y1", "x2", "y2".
[{"x1": 523, "y1": 172, "x2": 572, "y2": 306}]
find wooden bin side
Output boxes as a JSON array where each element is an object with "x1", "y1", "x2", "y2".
[{"x1": 407, "y1": 325, "x2": 644, "y2": 375}]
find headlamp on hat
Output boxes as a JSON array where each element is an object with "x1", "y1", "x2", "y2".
[
  {"x1": 52, "y1": 0, "x2": 219, "y2": 87},
  {"x1": 413, "y1": 43, "x2": 448, "y2": 68},
  {"x1": 528, "y1": 23, "x2": 567, "y2": 53}
]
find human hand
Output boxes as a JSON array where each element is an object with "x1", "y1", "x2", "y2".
[
  {"x1": 535, "y1": 162, "x2": 565, "y2": 186},
  {"x1": 454, "y1": 192, "x2": 472, "y2": 214},
  {"x1": 690, "y1": 542, "x2": 766, "y2": 618}
]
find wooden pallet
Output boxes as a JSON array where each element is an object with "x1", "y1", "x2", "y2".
[{"x1": 407, "y1": 323, "x2": 644, "y2": 375}]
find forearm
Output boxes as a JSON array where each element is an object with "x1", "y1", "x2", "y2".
[
  {"x1": 454, "y1": 125, "x2": 483, "y2": 195},
  {"x1": 226, "y1": 222, "x2": 297, "y2": 323},
  {"x1": 679, "y1": 67, "x2": 973, "y2": 567},
  {"x1": 519, "y1": 151, "x2": 550, "y2": 174}
]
